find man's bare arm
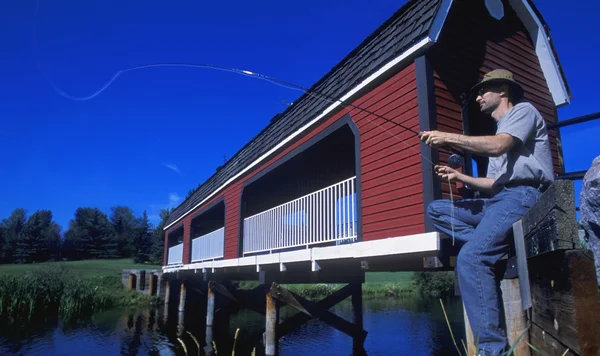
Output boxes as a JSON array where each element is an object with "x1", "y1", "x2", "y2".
[
  {"x1": 458, "y1": 175, "x2": 495, "y2": 193},
  {"x1": 436, "y1": 165, "x2": 495, "y2": 193},
  {"x1": 420, "y1": 131, "x2": 518, "y2": 157}
]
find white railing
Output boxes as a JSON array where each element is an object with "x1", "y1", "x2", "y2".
[
  {"x1": 243, "y1": 176, "x2": 357, "y2": 255},
  {"x1": 191, "y1": 227, "x2": 225, "y2": 262},
  {"x1": 167, "y1": 243, "x2": 183, "y2": 265}
]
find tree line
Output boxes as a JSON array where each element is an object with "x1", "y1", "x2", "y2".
[{"x1": 0, "y1": 206, "x2": 171, "y2": 265}]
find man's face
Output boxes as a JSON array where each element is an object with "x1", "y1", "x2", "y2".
[{"x1": 475, "y1": 85, "x2": 503, "y2": 114}]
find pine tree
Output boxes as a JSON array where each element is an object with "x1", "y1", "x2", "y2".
[
  {"x1": 1, "y1": 209, "x2": 27, "y2": 263},
  {"x1": 132, "y1": 211, "x2": 153, "y2": 263},
  {"x1": 15, "y1": 210, "x2": 61, "y2": 263},
  {"x1": 150, "y1": 208, "x2": 172, "y2": 265},
  {"x1": 64, "y1": 208, "x2": 118, "y2": 259},
  {"x1": 110, "y1": 206, "x2": 138, "y2": 258}
]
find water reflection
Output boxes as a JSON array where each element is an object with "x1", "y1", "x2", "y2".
[{"x1": 0, "y1": 296, "x2": 464, "y2": 355}]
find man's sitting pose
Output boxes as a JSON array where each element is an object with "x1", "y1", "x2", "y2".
[{"x1": 418, "y1": 69, "x2": 554, "y2": 355}]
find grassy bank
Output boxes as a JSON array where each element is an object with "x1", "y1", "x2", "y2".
[
  {"x1": 0, "y1": 259, "x2": 161, "y2": 322},
  {"x1": 236, "y1": 272, "x2": 418, "y2": 300}
]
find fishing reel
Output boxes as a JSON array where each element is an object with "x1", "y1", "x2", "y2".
[{"x1": 447, "y1": 153, "x2": 464, "y2": 169}]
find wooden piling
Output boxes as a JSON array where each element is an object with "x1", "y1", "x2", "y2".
[
  {"x1": 463, "y1": 304, "x2": 476, "y2": 356},
  {"x1": 500, "y1": 279, "x2": 529, "y2": 355},
  {"x1": 178, "y1": 280, "x2": 186, "y2": 313},
  {"x1": 265, "y1": 291, "x2": 279, "y2": 356},
  {"x1": 206, "y1": 283, "x2": 215, "y2": 327},
  {"x1": 148, "y1": 273, "x2": 154, "y2": 296},
  {"x1": 351, "y1": 282, "x2": 364, "y2": 351},
  {"x1": 128, "y1": 274, "x2": 135, "y2": 291},
  {"x1": 164, "y1": 279, "x2": 170, "y2": 305}
]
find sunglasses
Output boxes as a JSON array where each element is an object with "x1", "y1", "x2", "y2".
[{"x1": 477, "y1": 86, "x2": 492, "y2": 96}]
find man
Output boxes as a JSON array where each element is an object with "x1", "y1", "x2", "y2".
[{"x1": 418, "y1": 69, "x2": 554, "y2": 355}]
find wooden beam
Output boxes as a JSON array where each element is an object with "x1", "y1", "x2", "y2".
[
  {"x1": 208, "y1": 281, "x2": 237, "y2": 303},
  {"x1": 521, "y1": 180, "x2": 579, "y2": 258},
  {"x1": 528, "y1": 250, "x2": 600, "y2": 355},
  {"x1": 270, "y1": 283, "x2": 367, "y2": 341},
  {"x1": 277, "y1": 283, "x2": 354, "y2": 337}
]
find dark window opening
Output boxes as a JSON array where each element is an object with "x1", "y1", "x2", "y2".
[
  {"x1": 190, "y1": 201, "x2": 225, "y2": 238},
  {"x1": 242, "y1": 124, "x2": 356, "y2": 218}
]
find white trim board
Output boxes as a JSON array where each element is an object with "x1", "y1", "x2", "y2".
[
  {"x1": 509, "y1": 0, "x2": 570, "y2": 107},
  {"x1": 162, "y1": 232, "x2": 441, "y2": 274}
]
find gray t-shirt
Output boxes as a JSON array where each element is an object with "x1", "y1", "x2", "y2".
[{"x1": 486, "y1": 102, "x2": 555, "y2": 192}]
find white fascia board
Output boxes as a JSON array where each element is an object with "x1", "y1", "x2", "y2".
[
  {"x1": 161, "y1": 232, "x2": 441, "y2": 273},
  {"x1": 509, "y1": 0, "x2": 570, "y2": 107},
  {"x1": 429, "y1": 0, "x2": 454, "y2": 42},
  {"x1": 164, "y1": 36, "x2": 434, "y2": 231}
]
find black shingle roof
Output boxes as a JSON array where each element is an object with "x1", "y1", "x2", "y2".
[{"x1": 165, "y1": 0, "x2": 443, "y2": 227}]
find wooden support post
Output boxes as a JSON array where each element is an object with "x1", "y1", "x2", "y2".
[
  {"x1": 463, "y1": 304, "x2": 476, "y2": 356},
  {"x1": 148, "y1": 273, "x2": 154, "y2": 296},
  {"x1": 178, "y1": 280, "x2": 186, "y2": 313},
  {"x1": 204, "y1": 325, "x2": 214, "y2": 356},
  {"x1": 500, "y1": 279, "x2": 529, "y2": 355},
  {"x1": 128, "y1": 274, "x2": 135, "y2": 291},
  {"x1": 270, "y1": 282, "x2": 367, "y2": 341},
  {"x1": 177, "y1": 310, "x2": 185, "y2": 337},
  {"x1": 206, "y1": 282, "x2": 215, "y2": 327},
  {"x1": 351, "y1": 282, "x2": 364, "y2": 352},
  {"x1": 265, "y1": 291, "x2": 279, "y2": 356},
  {"x1": 164, "y1": 279, "x2": 170, "y2": 304},
  {"x1": 163, "y1": 279, "x2": 171, "y2": 323}
]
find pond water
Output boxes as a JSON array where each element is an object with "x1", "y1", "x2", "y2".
[{"x1": 0, "y1": 295, "x2": 465, "y2": 355}]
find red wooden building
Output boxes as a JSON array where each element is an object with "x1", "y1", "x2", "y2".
[{"x1": 162, "y1": 0, "x2": 570, "y2": 275}]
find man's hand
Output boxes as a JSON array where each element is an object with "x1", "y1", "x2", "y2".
[
  {"x1": 435, "y1": 165, "x2": 462, "y2": 182},
  {"x1": 418, "y1": 130, "x2": 452, "y2": 147}
]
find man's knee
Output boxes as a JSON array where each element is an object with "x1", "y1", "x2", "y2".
[{"x1": 427, "y1": 199, "x2": 446, "y2": 220}]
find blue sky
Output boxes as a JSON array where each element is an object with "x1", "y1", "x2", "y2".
[{"x1": 1, "y1": 0, "x2": 599, "y2": 231}]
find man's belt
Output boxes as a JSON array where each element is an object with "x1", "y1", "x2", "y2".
[{"x1": 503, "y1": 180, "x2": 550, "y2": 192}]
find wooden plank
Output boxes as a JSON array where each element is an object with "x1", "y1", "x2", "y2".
[
  {"x1": 521, "y1": 180, "x2": 579, "y2": 258},
  {"x1": 529, "y1": 324, "x2": 576, "y2": 356},
  {"x1": 278, "y1": 284, "x2": 354, "y2": 337},
  {"x1": 528, "y1": 250, "x2": 600, "y2": 355},
  {"x1": 500, "y1": 279, "x2": 530, "y2": 356},
  {"x1": 513, "y1": 220, "x2": 532, "y2": 309}
]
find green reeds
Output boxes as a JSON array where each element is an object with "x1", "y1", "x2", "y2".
[{"x1": 0, "y1": 264, "x2": 125, "y2": 321}]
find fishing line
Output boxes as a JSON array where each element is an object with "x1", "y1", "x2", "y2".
[{"x1": 33, "y1": 0, "x2": 461, "y2": 243}]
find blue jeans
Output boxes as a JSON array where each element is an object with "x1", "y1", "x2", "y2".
[{"x1": 427, "y1": 186, "x2": 542, "y2": 355}]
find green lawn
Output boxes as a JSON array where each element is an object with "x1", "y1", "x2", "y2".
[
  {"x1": 365, "y1": 272, "x2": 414, "y2": 288},
  {"x1": 0, "y1": 259, "x2": 162, "y2": 279}
]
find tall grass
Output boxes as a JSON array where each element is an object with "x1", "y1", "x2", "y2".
[{"x1": 0, "y1": 264, "x2": 143, "y2": 322}]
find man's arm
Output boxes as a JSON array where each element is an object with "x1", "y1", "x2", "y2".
[
  {"x1": 419, "y1": 131, "x2": 518, "y2": 157},
  {"x1": 435, "y1": 165, "x2": 495, "y2": 193}
]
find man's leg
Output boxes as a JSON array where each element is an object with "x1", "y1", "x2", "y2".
[
  {"x1": 427, "y1": 198, "x2": 486, "y2": 243},
  {"x1": 456, "y1": 186, "x2": 541, "y2": 355}
]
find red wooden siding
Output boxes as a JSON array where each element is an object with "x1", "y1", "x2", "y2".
[
  {"x1": 428, "y1": 0, "x2": 564, "y2": 199},
  {"x1": 164, "y1": 63, "x2": 424, "y2": 262}
]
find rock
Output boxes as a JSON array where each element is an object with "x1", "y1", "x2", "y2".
[{"x1": 580, "y1": 155, "x2": 600, "y2": 286}]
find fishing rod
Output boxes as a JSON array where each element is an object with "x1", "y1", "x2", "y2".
[{"x1": 40, "y1": 61, "x2": 474, "y2": 171}]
